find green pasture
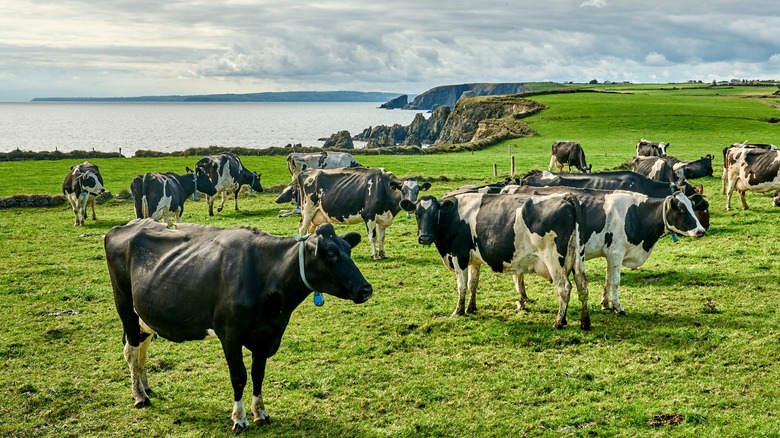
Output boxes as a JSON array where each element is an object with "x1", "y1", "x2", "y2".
[{"x1": 1, "y1": 87, "x2": 780, "y2": 437}]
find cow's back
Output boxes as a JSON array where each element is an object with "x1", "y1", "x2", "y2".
[{"x1": 300, "y1": 168, "x2": 397, "y2": 222}]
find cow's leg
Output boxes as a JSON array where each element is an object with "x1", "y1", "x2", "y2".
[
  {"x1": 233, "y1": 188, "x2": 240, "y2": 211},
  {"x1": 220, "y1": 337, "x2": 250, "y2": 433},
  {"x1": 137, "y1": 333, "x2": 153, "y2": 396},
  {"x1": 466, "y1": 264, "x2": 480, "y2": 314},
  {"x1": 721, "y1": 168, "x2": 727, "y2": 195},
  {"x1": 89, "y1": 197, "x2": 97, "y2": 220},
  {"x1": 207, "y1": 195, "x2": 215, "y2": 216},
  {"x1": 572, "y1": 256, "x2": 590, "y2": 330},
  {"x1": 217, "y1": 191, "x2": 228, "y2": 213},
  {"x1": 548, "y1": 155, "x2": 557, "y2": 172},
  {"x1": 604, "y1": 257, "x2": 625, "y2": 315},
  {"x1": 738, "y1": 190, "x2": 749, "y2": 210},
  {"x1": 514, "y1": 275, "x2": 531, "y2": 311},
  {"x1": 725, "y1": 179, "x2": 737, "y2": 211},
  {"x1": 67, "y1": 194, "x2": 80, "y2": 226},
  {"x1": 250, "y1": 352, "x2": 271, "y2": 426},
  {"x1": 77, "y1": 195, "x2": 87, "y2": 226},
  {"x1": 452, "y1": 266, "x2": 467, "y2": 316},
  {"x1": 123, "y1": 331, "x2": 151, "y2": 408},
  {"x1": 376, "y1": 224, "x2": 387, "y2": 259},
  {"x1": 364, "y1": 220, "x2": 379, "y2": 259},
  {"x1": 552, "y1": 270, "x2": 572, "y2": 329}
]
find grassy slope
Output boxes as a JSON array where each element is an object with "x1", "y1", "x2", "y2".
[{"x1": 1, "y1": 86, "x2": 780, "y2": 437}]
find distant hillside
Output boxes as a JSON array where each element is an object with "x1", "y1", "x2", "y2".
[
  {"x1": 400, "y1": 82, "x2": 568, "y2": 110},
  {"x1": 31, "y1": 91, "x2": 405, "y2": 103}
]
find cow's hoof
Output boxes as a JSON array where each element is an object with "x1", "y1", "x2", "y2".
[
  {"x1": 254, "y1": 414, "x2": 272, "y2": 426},
  {"x1": 133, "y1": 397, "x2": 151, "y2": 408},
  {"x1": 615, "y1": 309, "x2": 626, "y2": 316},
  {"x1": 232, "y1": 422, "x2": 249, "y2": 435}
]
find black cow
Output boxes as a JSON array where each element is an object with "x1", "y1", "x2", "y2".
[
  {"x1": 105, "y1": 219, "x2": 372, "y2": 433},
  {"x1": 501, "y1": 185, "x2": 705, "y2": 314},
  {"x1": 130, "y1": 168, "x2": 217, "y2": 225},
  {"x1": 636, "y1": 138, "x2": 669, "y2": 157},
  {"x1": 549, "y1": 141, "x2": 592, "y2": 173},
  {"x1": 195, "y1": 153, "x2": 263, "y2": 216},
  {"x1": 629, "y1": 156, "x2": 680, "y2": 182},
  {"x1": 401, "y1": 192, "x2": 591, "y2": 329},
  {"x1": 277, "y1": 151, "x2": 363, "y2": 217},
  {"x1": 723, "y1": 146, "x2": 780, "y2": 210},
  {"x1": 62, "y1": 161, "x2": 106, "y2": 226},
  {"x1": 521, "y1": 170, "x2": 710, "y2": 230},
  {"x1": 298, "y1": 167, "x2": 430, "y2": 259},
  {"x1": 665, "y1": 155, "x2": 714, "y2": 180}
]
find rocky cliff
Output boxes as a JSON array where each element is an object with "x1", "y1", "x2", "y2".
[
  {"x1": 379, "y1": 94, "x2": 408, "y2": 109},
  {"x1": 402, "y1": 83, "x2": 537, "y2": 110},
  {"x1": 352, "y1": 94, "x2": 544, "y2": 148}
]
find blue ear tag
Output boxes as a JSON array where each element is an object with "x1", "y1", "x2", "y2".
[
  {"x1": 313, "y1": 292, "x2": 324, "y2": 307},
  {"x1": 671, "y1": 233, "x2": 678, "y2": 243},
  {"x1": 407, "y1": 213, "x2": 412, "y2": 219}
]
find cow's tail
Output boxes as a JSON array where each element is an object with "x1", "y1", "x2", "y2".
[
  {"x1": 141, "y1": 174, "x2": 149, "y2": 219},
  {"x1": 563, "y1": 193, "x2": 590, "y2": 329}
]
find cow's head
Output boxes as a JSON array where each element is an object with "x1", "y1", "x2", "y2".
[
  {"x1": 401, "y1": 195, "x2": 453, "y2": 245},
  {"x1": 663, "y1": 192, "x2": 706, "y2": 238},
  {"x1": 250, "y1": 172, "x2": 264, "y2": 192},
  {"x1": 657, "y1": 142, "x2": 669, "y2": 157},
  {"x1": 676, "y1": 180, "x2": 710, "y2": 230},
  {"x1": 187, "y1": 166, "x2": 218, "y2": 196},
  {"x1": 275, "y1": 182, "x2": 297, "y2": 204},
  {"x1": 79, "y1": 170, "x2": 105, "y2": 195},
  {"x1": 391, "y1": 179, "x2": 431, "y2": 203},
  {"x1": 304, "y1": 223, "x2": 373, "y2": 304},
  {"x1": 584, "y1": 163, "x2": 593, "y2": 174}
]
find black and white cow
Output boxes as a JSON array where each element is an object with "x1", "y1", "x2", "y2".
[
  {"x1": 723, "y1": 146, "x2": 780, "y2": 210},
  {"x1": 297, "y1": 167, "x2": 430, "y2": 259},
  {"x1": 277, "y1": 151, "x2": 364, "y2": 216},
  {"x1": 629, "y1": 156, "x2": 680, "y2": 182},
  {"x1": 62, "y1": 161, "x2": 106, "y2": 226},
  {"x1": 521, "y1": 170, "x2": 710, "y2": 230},
  {"x1": 401, "y1": 192, "x2": 591, "y2": 329},
  {"x1": 501, "y1": 185, "x2": 706, "y2": 314},
  {"x1": 721, "y1": 143, "x2": 778, "y2": 196},
  {"x1": 130, "y1": 168, "x2": 217, "y2": 225},
  {"x1": 195, "y1": 153, "x2": 263, "y2": 216},
  {"x1": 549, "y1": 141, "x2": 592, "y2": 173},
  {"x1": 105, "y1": 219, "x2": 372, "y2": 433},
  {"x1": 665, "y1": 155, "x2": 714, "y2": 180},
  {"x1": 636, "y1": 138, "x2": 669, "y2": 157}
]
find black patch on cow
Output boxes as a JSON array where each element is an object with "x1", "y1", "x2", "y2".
[
  {"x1": 473, "y1": 196, "x2": 519, "y2": 272},
  {"x1": 743, "y1": 150, "x2": 780, "y2": 186},
  {"x1": 624, "y1": 199, "x2": 665, "y2": 252},
  {"x1": 604, "y1": 232, "x2": 613, "y2": 248}
]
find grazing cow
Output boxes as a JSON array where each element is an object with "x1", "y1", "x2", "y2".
[
  {"x1": 401, "y1": 192, "x2": 590, "y2": 329},
  {"x1": 277, "y1": 151, "x2": 363, "y2": 216},
  {"x1": 549, "y1": 141, "x2": 592, "y2": 173},
  {"x1": 130, "y1": 168, "x2": 217, "y2": 225},
  {"x1": 62, "y1": 161, "x2": 106, "y2": 226},
  {"x1": 501, "y1": 185, "x2": 706, "y2": 314},
  {"x1": 666, "y1": 155, "x2": 714, "y2": 180},
  {"x1": 721, "y1": 143, "x2": 778, "y2": 195},
  {"x1": 521, "y1": 170, "x2": 710, "y2": 230},
  {"x1": 105, "y1": 219, "x2": 372, "y2": 433},
  {"x1": 723, "y1": 146, "x2": 780, "y2": 210},
  {"x1": 195, "y1": 153, "x2": 263, "y2": 216},
  {"x1": 636, "y1": 138, "x2": 669, "y2": 157},
  {"x1": 630, "y1": 156, "x2": 680, "y2": 182},
  {"x1": 297, "y1": 167, "x2": 430, "y2": 259}
]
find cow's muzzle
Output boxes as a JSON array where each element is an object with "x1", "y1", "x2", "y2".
[
  {"x1": 418, "y1": 234, "x2": 434, "y2": 246},
  {"x1": 353, "y1": 283, "x2": 373, "y2": 304}
]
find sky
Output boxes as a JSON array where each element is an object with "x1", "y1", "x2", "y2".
[{"x1": 1, "y1": 1, "x2": 778, "y2": 102}]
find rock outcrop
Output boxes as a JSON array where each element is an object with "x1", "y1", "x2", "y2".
[
  {"x1": 352, "y1": 94, "x2": 544, "y2": 148},
  {"x1": 379, "y1": 95, "x2": 408, "y2": 109},
  {"x1": 404, "y1": 83, "x2": 539, "y2": 110},
  {"x1": 322, "y1": 130, "x2": 354, "y2": 149}
]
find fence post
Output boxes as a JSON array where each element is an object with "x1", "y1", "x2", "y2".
[
  {"x1": 493, "y1": 163, "x2": 498, "y2": 177},
  {"x1": 511, "y1": 155, "x2": 516, "y2": 176}
]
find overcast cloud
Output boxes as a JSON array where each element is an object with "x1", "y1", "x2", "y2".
[{"x1": 0, "y1": 1, "x2": 778, "y2": 101}]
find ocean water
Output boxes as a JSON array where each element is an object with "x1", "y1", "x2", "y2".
[{"x1": 0, "y1": 102, "x2": 422, "y2": 157}]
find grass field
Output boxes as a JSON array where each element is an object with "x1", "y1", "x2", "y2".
[{"x1": 1, "y1": 85, "x2": 780, "y2": 437}]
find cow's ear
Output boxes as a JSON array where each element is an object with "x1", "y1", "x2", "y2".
[
  {"x1": 341, "y1": 232, "x2": 361, "y2": 248},
  {"x1": 389, "y1": 179, "x2": 403, "y2": 190},
  {"x1": 441, "y1": 199, "x2": 456, "y2": 212},
  {"x1": 698, "y1": 184, "x2": 704, "y2": 195},
  {"x1": 400, "y1": 199, "x2": 416, "y2": 212},
  {"x1": 186, "y1": 166, "x2": 194, "y2": 173},
  {"x1": 420, "y1": 182, "x2": 431, "y2": 191}
]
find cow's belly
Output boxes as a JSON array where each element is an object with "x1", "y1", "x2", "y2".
[
  {"x1": 618, "y1": 244, "x2": 653, "y2": 269},
  {"x1": 313, "y1": 208, "x2": 364, "y2": 226},
  {"x1": 738, "y1": 178, "x2": 780, "y2": 193}
]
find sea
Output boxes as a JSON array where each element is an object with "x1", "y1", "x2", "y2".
[{"x1": 0, "y1": 102, "x2": 423, "y2": 157}]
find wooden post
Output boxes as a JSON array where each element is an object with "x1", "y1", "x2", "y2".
[
  {"x1": 511, "y1": 155, "x2": 516, "y2": 176},
  {"x1": 493, "y1": 163, "x2": 498, "y2": 177}
]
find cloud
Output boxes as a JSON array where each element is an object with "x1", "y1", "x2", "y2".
[
  {"x1": 581, "y1": 0, "x2": 608, "y2": 7},
  {"x1": 645, "y1": 52, "x2": 671, "y2": 66}
]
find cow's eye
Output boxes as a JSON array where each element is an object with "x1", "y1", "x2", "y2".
[{"x1": 326, "y1": 251, "x2": 338, "y2": 262}]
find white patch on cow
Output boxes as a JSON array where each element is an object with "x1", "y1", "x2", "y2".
[
  {"x1": 420, "y1": 199, "x2": 433, "y2": 210},
  {"x1": 367, "y1": 179, "x2": 374, "y2": 197},
  {"x1": 137, "y1": 316, "x2": 156, "y2": 335},
  {"x1": 150, "y1": 180, "x2": 176, "y2": 222},
  {"x1": 540, "y1": 171, "x2": 556, "y2": 181},
  {"x1": 205, "y1": 329, "x2": 218, "y2": 339},
  {"x1": 649, "y1": 160, "x2": 665, "y2": 179},
  {"x1": 232, "y1": 399, "x2": 250, "y2": 432}
]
